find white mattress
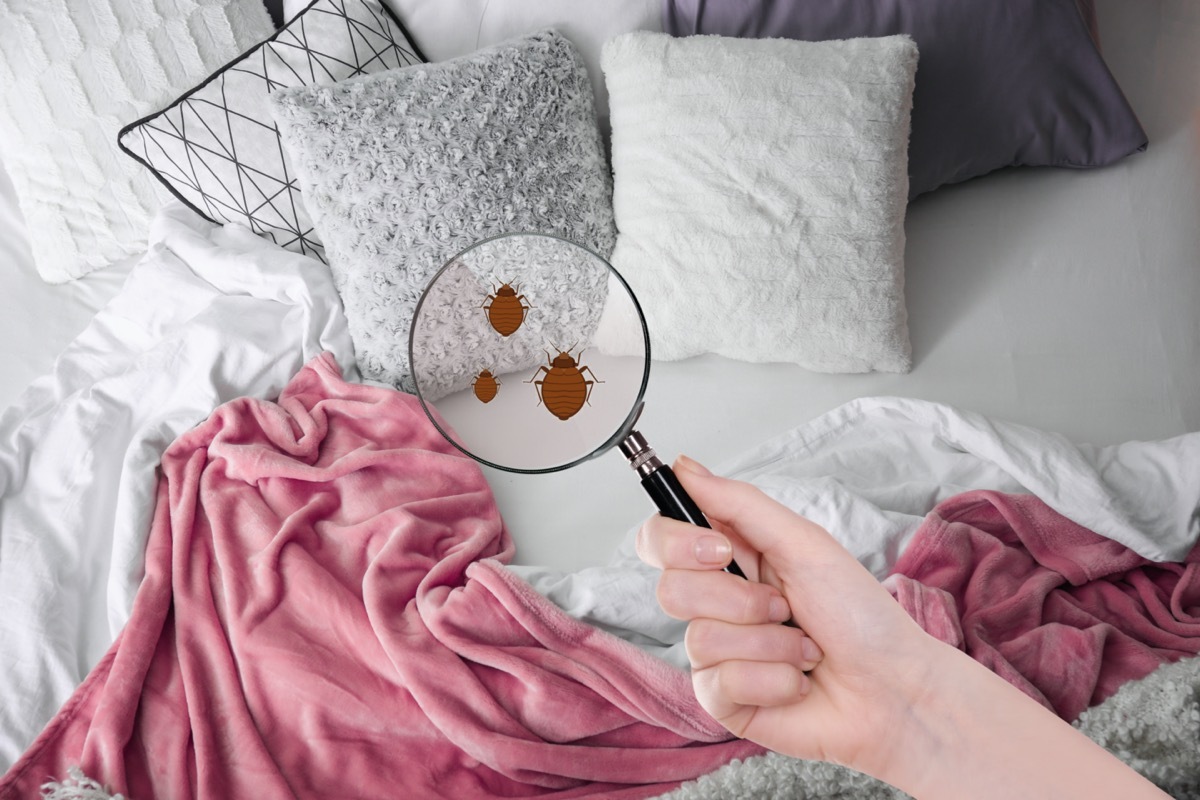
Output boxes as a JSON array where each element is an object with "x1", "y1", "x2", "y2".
[{"x1": 2, "y1": 0, "x2": 1198, "y2": 575}]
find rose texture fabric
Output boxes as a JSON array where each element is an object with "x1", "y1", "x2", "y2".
[
  {"x1": 0, "y1": 354, "x2": 757, "y2": 799},
  {"x1": 887, "y1": 490, "x2": 1200, "y2": 721}
]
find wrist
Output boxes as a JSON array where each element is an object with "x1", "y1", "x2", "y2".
[
  {"x1": 853, "y1": 633, "x2": 963, "y2": 793},
  {"x1": 873, "y1": 638, "x2": 979, "y2": 795},
  {"x1": 869, "y1": 636, "x2": 1171, "y2": 800}
]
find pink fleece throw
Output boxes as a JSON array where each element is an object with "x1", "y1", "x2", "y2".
[
  {"x1": 0, "y1": 354, "x2": 757, "y2": 799},
  {"x1": 888, "y1": 490, "x2": 1200, "y2": 721}
]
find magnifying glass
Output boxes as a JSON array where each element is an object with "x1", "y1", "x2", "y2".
[{"x1": 408, "y1": 232, "x2": 745, "y2": 579}]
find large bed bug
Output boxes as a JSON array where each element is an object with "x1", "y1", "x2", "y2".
[
  {"x1": 481, "y1": 282, "x2": 533, "y2": 337},
  {"x1": 526, "y1": 346, "x2": 603, "y2": 421},
  {"x1": 472, "y1": 369, "x2": 500, "y2": 403}
]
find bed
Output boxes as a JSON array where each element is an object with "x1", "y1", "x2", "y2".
[{"x1": 0, "y1": 0, "x2": 1198, "y2": 796}]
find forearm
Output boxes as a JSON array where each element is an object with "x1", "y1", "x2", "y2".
[{"x1": 882, "y1": 641, "x2": 1170, "y2": 800}]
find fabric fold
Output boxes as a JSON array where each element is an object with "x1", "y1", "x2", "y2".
[
  {"x1": 887, "y1": 490, "x2": 1200, "y2": 721},
  {"x1": 0, "y1": 354, "x2": 757, "y2": 800},
  {"x1": 0, "y1": 201, "x2": 356, "y2": 773}
]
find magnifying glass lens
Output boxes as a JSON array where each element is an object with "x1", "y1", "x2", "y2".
[{"x1": 409, "y1": 233, "x2": 649, "y2": 473}]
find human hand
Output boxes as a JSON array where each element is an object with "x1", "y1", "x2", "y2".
[
  {"x1": 640, "y1": 456, "x2": 1174, "y2": 800},
  {"x1": 636, "y1": 455, "x2": 941, "y2": 778}
]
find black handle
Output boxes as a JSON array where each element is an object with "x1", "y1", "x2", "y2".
[{"x1": 641, "y1": 465, "x2": 747, "y2": 579}]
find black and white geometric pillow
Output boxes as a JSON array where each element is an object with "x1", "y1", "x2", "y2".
[{"x1": 118, "y1": 0, "x2": 425, "y2": 262}]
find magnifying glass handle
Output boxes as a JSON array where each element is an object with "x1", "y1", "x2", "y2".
[
  {"x1": 619, "y1": 431, "x2": 747, "y2": 579},
  {"x1": 642, "y1": 464, "x2": 748, "y2": 578}
]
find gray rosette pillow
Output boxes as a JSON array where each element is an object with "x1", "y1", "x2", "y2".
[
  {"x1": 409, "y1": 233, "x2": 611, "y2": 403},
  {"x1": 268, "y1": 29, "x2": 616, "y2": 392}
]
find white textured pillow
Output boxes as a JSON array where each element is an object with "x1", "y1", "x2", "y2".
[
  {"x1": 0, "y1": 0, "x2": 275, "y2": 283},
  {"x1": 594, "y1": 32, "x2": 917, "y2": 373}
]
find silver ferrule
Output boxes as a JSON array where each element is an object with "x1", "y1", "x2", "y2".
[{"x1": 619, "y1": 430, "x2": 663, "y2": 478}]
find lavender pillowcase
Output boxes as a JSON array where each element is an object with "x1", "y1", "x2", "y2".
[{"x1": 664, "y1": 0, "x2": 1147, "y2": 198}]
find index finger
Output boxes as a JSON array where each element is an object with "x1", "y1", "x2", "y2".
[
  {"x1": 636, "y1": 513, "x2": 733, "y2": 571},
  {"x1": 671, "y1": 463, "x2": 835, "y2": 570}
]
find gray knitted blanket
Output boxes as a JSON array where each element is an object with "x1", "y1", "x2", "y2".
[{"x1": 655, "y1": 654, "x2": 1200, "y2": 800}]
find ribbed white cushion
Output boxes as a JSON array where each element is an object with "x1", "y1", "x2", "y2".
[
  {"x1": 595, "y1": 32, "x2": 917, "y2": 373},
  {"x1": 0, "y1": 0, "x2": 274, "y2": 282}
]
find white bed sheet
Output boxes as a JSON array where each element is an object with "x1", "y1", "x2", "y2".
[
  {"x1": 1, "y1": 0, "x2": 1198, "y2": 578},
  {"x1": 0, "y1": 148, "x2": 130, "y2": 410},
  {"x1": 481, "y1": 0, "x2": 1200, "y2": 571},
  {"x1": 514, "y1": 396, "x2": 1200, "y2": 669}
]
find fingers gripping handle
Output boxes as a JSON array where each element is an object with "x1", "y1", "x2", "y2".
[
  {"x1": 620, "y1": 431, "x2": 747, "y2": 579},
  {"x1": 642, "y1": 465, "x2": 748, "y2": 578}
]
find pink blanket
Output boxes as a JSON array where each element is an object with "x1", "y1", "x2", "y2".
[
  {"x1": 0, "y1": 354, "x2": 757, "y2": 799},
  {"x1": 888, "y1": 490, "x2": 1200, "y2": 721}
]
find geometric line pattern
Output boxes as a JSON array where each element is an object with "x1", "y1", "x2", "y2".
[{"x1": 118, "y1": 0, "x2": 426, "y2": 262}]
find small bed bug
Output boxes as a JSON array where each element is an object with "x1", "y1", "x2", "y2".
[
  {"x1": 481, "y1": 282, "x2": 533, "y2": 337},
  {"x1": 526, "y1": 346, "x2": 604, "y2": 421},
  {"x1": 472, "y1": 369, "x2": 500, "y2": 403}
]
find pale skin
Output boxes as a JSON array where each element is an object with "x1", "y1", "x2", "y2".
[{"x1": 637, "y1": 455, "x2": 1172, "y2": 800}]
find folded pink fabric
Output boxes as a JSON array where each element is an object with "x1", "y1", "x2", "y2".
[
  {"x1": 0, "y1": 354, "x2": 757, "y2": 799},
  {"x1": 888, "y1": 490, "x2": 1200, "y2": 721}
]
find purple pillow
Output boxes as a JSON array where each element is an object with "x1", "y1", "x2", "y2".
[{"x1": 664, "y1": 0, "x2": 1147, "y2": 198}]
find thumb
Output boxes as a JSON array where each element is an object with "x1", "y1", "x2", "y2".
[{"x1": 673, "y1": 456, "x2": 832, "y2": 568}]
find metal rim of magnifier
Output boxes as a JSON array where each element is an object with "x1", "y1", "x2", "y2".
[{"x1": 408, "y1": 231, "x2": 652, "y2": 475}]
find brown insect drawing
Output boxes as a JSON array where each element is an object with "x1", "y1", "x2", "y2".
[
  {"x1": 481, "y1": 281, "x2": 533, "y2": 337},
  {"x1": 472, "y1": 369, "x2": 500, "y2": 403},
  {"x1": 526, "y1": 346, "x2": 603, "y2": 421}
]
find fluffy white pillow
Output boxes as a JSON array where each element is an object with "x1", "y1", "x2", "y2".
[
  {"x1": 0, "y1": 0, "x2": 275, "y2": 282},
  {"x1": 594, "y1": 32, "x2": 917, "y2": 373}
]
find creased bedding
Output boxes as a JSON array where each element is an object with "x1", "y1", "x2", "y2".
[
  {"x1": 0, "y1": 203, "x2": 355, "y2": 773},
  {"x1": 0, "y1": 222, "x2": 1194, "y2": 794},
  {"x1": 887, "y1": 490, "x2": 1200, "y2": 721},
  {"x1": 0, "y1": 354, "x2": 759, "y2": 799},
  {"x1": 516, "y1": 397, "x2": 1200, "y2": 669}
]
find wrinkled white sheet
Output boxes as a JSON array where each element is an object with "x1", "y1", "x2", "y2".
[
  {"x1": 0, "y1": 143, "x2": 131, "y2": 412},
  {"x1": 0, "y1": 203, "x2": 355, "y2": 773},
  {"x1": 512, "y1": 396, "x2": 1200, "y2": 668}
]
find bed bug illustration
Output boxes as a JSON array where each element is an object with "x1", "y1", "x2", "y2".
[
  {"x1": 526, "y1": 346, "x2": 603, "y2": 421},
  {"x1": 481, "y1": 281, "x2": 533, "y2": 337},
  {"x1": 472, "y1": 368, "x2": 500, "y2": 403}
]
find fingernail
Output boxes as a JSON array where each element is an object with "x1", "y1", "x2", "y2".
[
  {"x1": 675, "y1": 454, "x2": 713, "y2": 477},
  {"x1": 694, "y1": 535, "x2": 731, "y2": 565},
  {"x1": 769, "y1": 596, "x2": 791, "y2": 623},
  {"x1": 801, "y1": 638, "x2": 823, "y2": 662}
]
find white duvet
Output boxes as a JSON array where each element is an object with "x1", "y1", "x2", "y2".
[
  {"x1": 0, "y1": 204, "x2": 355, "y2": 773},
  {"x1": 514, "y1": 397, "x2": 1200, "y2": 669}
]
